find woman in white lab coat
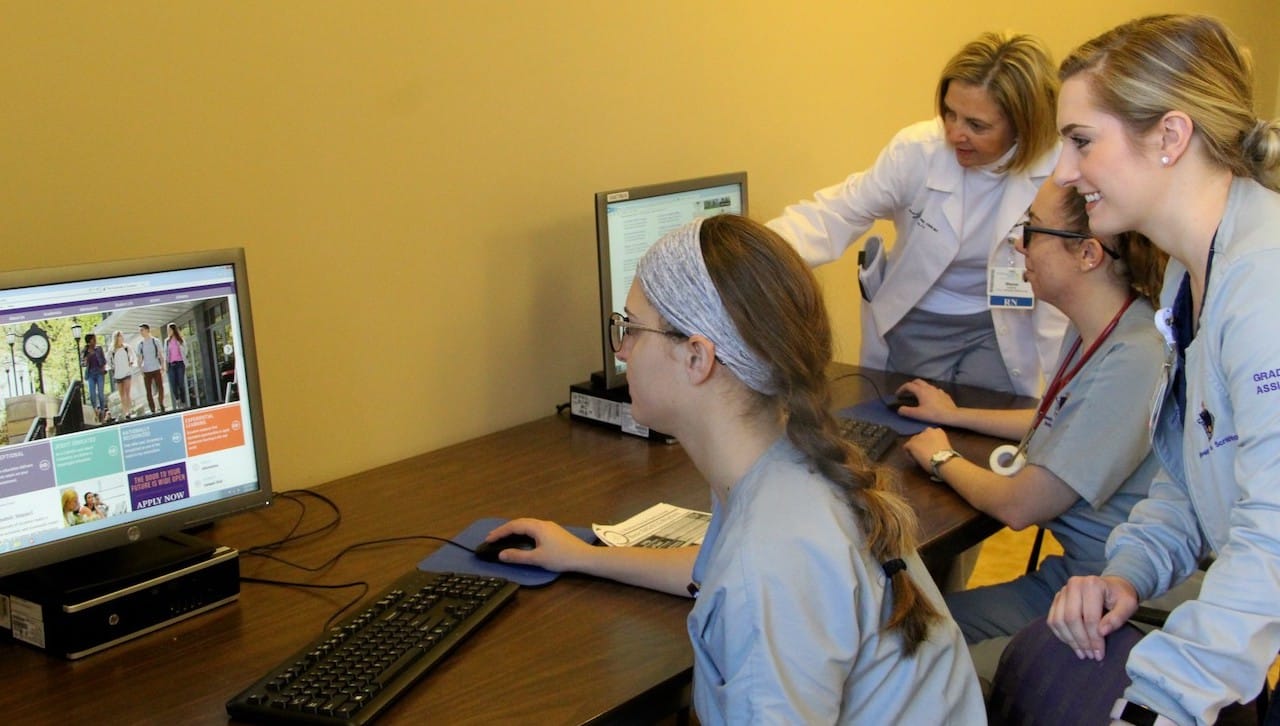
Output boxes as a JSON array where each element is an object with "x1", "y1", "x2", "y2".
[{"x1": 768, "y1": 31, "x2": 1066, "y2": 397}]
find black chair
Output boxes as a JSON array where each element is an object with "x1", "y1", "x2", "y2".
[
  {"x1": 988, "y1": 616, "x2": 1268, "y2": 725},
  {"x1": 987, "y1": 616, "x2": 1144, "y2": 726}
]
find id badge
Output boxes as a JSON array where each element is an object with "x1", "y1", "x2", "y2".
[
  {"x1": 988, "y1": 267, "x2": 1035, "y2": 308},
  {"x1": 1149, "y1": 307, "x2": 1176, "y2": 439}
]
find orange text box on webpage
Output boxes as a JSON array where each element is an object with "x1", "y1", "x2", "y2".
[{"x1": 183, "y1": 405, "x2": 246, "y2": 457}]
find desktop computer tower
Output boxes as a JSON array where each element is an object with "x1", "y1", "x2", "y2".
[
  {"x1": 0, "y1": 533, "x2": 241, "y2": 659},
  {"x1": 569, "y1": 378, "x2": 674, "y2": 443}
]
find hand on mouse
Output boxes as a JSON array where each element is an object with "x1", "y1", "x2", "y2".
[
  {"x1": 895, "y1": 380, "x2": 959, "y2": 425},
  {"x1": 484, "y1": 518, "x2": 593, "y2": 572}
]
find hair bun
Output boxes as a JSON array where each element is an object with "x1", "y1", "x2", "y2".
[{"x1": 1244, "y1": 118, "x2": 1280, "y2": 184}]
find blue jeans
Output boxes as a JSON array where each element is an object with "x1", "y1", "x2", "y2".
[
  {"x1": 167, "y1": 361, "x2": 187, "y2": 406},
  {"x1": 87, "y1": 370, "x2": 106, "y2": 412}
]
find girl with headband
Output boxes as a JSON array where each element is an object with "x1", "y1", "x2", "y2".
[
  {"x1": 486, "y1": 214, "x2": 982, "y2": 722},
  {"x1": 896, "y1": 180, "x2": 1173, "y2": 681}
]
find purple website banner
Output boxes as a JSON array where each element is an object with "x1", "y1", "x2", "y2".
[
  {"x1": 129, "y1": 462, "x2": 191, "y2": 511},
  {"x1": 0, "y1": 441, "x2": 56, "y2": 499},
  {"x1": 0, "y1": 282, "x2": 234, "y2": 326}
]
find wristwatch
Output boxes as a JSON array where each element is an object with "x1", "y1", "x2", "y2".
[
  {"x1": 928, "y1": 449, "x2": 962, "y2": 481},
  {"x1": 1110, "y1": 698, "x2": 1179, "y2": 726}
]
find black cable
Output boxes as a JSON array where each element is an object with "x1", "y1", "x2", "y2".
[
  {"x1": 555, "y1": 401, "x2": 571, "y2": 415},
  {"x1": 829, "y1": 370, "x2": 890, "y2": 404},
  {"x1": 245, "y1": 534, "x2": 475, "y2": 574},
  {"x1": 236, "y1": 489, "x2": 480, "y2": 629},
  {"x1": 239, "y1": 576, "x2": 371, "y2": 632},
  {"x1": 241, "y1": 489, "x2": 342, "y2": 556}
]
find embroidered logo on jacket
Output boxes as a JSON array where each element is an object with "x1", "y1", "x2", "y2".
[
  {"x1": 908, "y1": 208, "x2": 939, "y2": 232},
  {"x1": 1196, "y1": 404, "x2": 1214, "y2": 440}
]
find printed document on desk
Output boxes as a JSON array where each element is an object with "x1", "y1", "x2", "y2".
[{"x1": 593, "y1": 503, "x2": 710, "y2": 548}]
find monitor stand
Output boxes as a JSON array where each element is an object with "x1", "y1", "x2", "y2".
[{"x1": 0, "y1": 532, "x2": 240, "y2": 659}]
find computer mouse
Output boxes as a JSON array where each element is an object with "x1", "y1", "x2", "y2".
[
  {"x1": 888, "y1": 392, "x2": 919, "y2": 413},
  {"x1": 473, "y1": 533, "x2": 536, "y2": 563}
]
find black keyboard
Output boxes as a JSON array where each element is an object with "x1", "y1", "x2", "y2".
[
  {"x1": 227, "y1": 570, "x2": 518, "y2": 725},
  {"x1": 838, "y1": 417, "x2": 898, "y2": 462}
]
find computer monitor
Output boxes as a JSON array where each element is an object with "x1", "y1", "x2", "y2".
[
  {"x1": 0, "y1": 248, "x2": 272, "y2": 579},
  {"x1": 593, "y1": 171, "x2": 747, "y2": 390}
]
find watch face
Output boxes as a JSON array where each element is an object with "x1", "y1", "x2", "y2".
[{"x1": 24, "y1": 334, "x2": 49, "y2": 359}]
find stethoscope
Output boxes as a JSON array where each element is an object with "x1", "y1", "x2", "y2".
[{"x1": 989, "y1": 294, "x2": 1138, "y2": 475}]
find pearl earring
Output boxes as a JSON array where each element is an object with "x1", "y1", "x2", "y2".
[{"x1": 1161, "y1": 155, "x2": 1170, "y2": 166}]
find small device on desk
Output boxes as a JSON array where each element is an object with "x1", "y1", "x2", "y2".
[
  {"x1": 887, "y1": 392, "x2": 919, "y2": 413},
  {"x1": 472, "y1": 534, "x2": 535, "y2": 563},
  {"x1": 837, "y1": 417, "x2": 898, "y2": 462},
  {"x1": 568, "y1": 377, "x2": 674, "y2": 442},
  {"x1": 226, "y1": 569, "x2": 519, "y2": 725},
  {"x1": 0, "y1": 532, "x2": 240, "y2": 659}
]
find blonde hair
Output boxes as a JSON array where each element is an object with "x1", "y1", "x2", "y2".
[
  {"x1": 61, "y1": 488, "x2": 80, "y2": 512},
  {"x1": 1060, "y1": 14, "x2": 1280, "y2": 191},
  {"x1": 936, "y1": 31, "x2": 1059, "y2": 174}
]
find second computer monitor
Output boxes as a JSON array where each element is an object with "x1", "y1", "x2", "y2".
[{"x1": 593, "y1": 171, "x2": 747, "y2": 390}]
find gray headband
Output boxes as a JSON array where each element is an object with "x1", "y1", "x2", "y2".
[{"x1": 636, "y1": 218, "x2": 777, "y2": 395}]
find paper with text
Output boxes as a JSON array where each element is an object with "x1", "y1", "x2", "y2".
[{"x1": 592, "y1": 503, "x2": 710, "y2": 548}]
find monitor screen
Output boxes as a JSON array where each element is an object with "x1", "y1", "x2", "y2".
[
  {"x1": 0, "y1": 248, "x2": 271, "y2": 578},
  {"x1": 594, "y1": 171, "x2": 747, "y2": 390}
]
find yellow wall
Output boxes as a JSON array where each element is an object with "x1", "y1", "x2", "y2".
[{"x1": 3, "y1": 1, "x2": 1277, "y2": 490}]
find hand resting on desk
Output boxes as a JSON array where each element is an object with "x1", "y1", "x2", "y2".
[{"x1": 485, "y1": 518, "x2": 699, "y2": 598}]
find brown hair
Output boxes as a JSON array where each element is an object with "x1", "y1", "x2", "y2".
[
  {"x1": 697, "y1": 214, "x2": 941, "y2": 654},
  {"x1": 1059, "y1": 189, "x2": 1168, "y2": 307},
  {"x1": 1060, "y1": 14, "x2": 1280, "y2": 191},
  {"x1": 936, "y1": 31, "x2": 1059, "y2": 174}
]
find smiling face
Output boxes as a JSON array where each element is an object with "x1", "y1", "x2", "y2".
[
  {"x1": 1053, "y1": 76, "x2": 1165, "y2": 238},
  {"x1": 942, "y1": 81, "x2": 1016, "y2": 169}
]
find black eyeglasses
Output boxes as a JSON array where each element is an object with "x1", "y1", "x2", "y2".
[
  {"x1": 1016, "y1": 223, "x2": 1120, "y2": 259},
  {"x1": 608, "y1": 312, "x2": 687, "y2": 353}
]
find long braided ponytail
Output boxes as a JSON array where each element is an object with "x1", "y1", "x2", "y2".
[{"x1": 697, "y1": 214, "x2": 942, "y2": 654}]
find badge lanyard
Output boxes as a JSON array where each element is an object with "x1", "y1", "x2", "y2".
[{"x1": 990, "y1": 294, "x2": 1139, "y2": 474}]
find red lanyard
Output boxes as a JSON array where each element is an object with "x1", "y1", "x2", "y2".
[{"x1": 1029, "y1": 294, "x2": 1138, "y2": 433}]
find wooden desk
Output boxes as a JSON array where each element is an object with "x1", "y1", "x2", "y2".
[{"x1": 0, "y1": 365, "x2": 1026, "y2": 725}]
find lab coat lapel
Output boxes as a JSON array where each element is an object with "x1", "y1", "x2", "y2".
[{"x1": 925, "y1": 150, "x2": 964, "y2": 268}]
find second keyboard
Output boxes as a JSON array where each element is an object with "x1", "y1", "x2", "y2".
[{"x1": 838, "y1": 417, "x2": 898, "y2": 462}]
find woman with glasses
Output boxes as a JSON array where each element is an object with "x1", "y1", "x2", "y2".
[
  {"x1": 767, "y1": 31, "x2": 1065, "y2": 398},
  {"x1": 487, "y1": 214, "x2": 983, "y2": 723},
  {"x1": 1045, "y1": 15, "x2": 1280, "y2": 725},
  {"x1": 896, "y1": 179, "x2": 1169, "y2": 679}
]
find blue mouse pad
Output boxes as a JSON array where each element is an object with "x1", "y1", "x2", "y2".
[
  {"x1": 838, "y1": 401, "x2": 930, "y2": 436},
  {"x1": 416, "y1": 517, "x2": 597, "y2": 587}
]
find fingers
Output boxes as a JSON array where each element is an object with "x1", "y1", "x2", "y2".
[
  {"x1": 1047, "y1": 576, "x2": 1140, "y2": 661},
  {"x1": 1097, "y1": 576, "x2": 1140, "y2": 639},
  {"x1": 1048, "y1": 576, "x2": 1109, "y2": 660}
]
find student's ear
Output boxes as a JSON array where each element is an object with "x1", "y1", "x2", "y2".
[
  {"x1": 1158, "y1": 110, "x2": 1194, "y2": 165},
  {"x1": 1080, "y1": 238, "x2": 1106, "y2": 270},
  {"x1": 684, "y1": 335, "x2": 717, "y2": 385}
]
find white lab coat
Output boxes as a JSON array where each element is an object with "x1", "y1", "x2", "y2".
[{"x1": 767, "y1": 118, "x2": 1066, "y2": 397}]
